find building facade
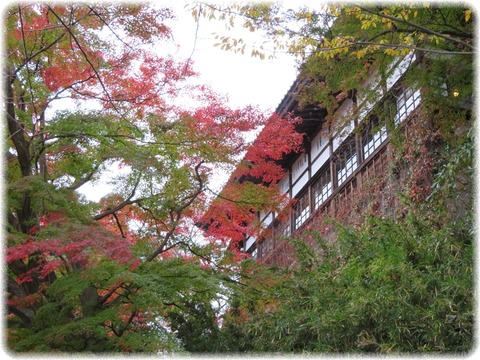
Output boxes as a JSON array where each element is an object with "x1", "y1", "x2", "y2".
[{"x1": 241, "y1": 52, "x2": 425, "y2": 266}]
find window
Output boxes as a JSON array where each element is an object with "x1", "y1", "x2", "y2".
[
  {"x1": 315, "y1": 135, "x2": 323, "y2": 150},
  {"x1": 313, "y1": 165, "x2": 332, "y2": 209},
  {"x1": 294, "y1": 191, "x2": 310, "y2": 230},
  {"x1": 274, "y1": 219, "x2": 291, "y2": 238},
  {"x1": 312, "y1": 132, "x2": 328, "y2": 155},
  {"x1": 296, "y1": 155, "x2": 306, "y2": 171},
  {"x1": 292, "y1": 154, "x2": 307, "y2": 182},
  {"x1": 336, "y1": 139, "x2": 358, "y2": 186},
  {"x1": 394, "y1": 85, "x2": 421, "y2": 125},
  {"x1": 257, "y1": 238, "x2": 274, "y2": 260},
  {"x1": 363, "y1": 115, "x2": 387, "y2": 159}
]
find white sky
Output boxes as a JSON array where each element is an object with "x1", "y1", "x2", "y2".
[{"x1": 164, "y1": 0, "x2": 299, "y2": 111}]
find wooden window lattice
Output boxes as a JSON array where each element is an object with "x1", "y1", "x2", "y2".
[
  {"x1": 394, "y1": 85, "x2": 421, "y2": 125},
  {"x1": 294, "y1": 191, "x2": 310, "y2": 230},
  {"x1": 313, "y1": 165, "x2": 332, "y2": 209},
  {"x1": 363, "y1": 115, "x2": 388, "y2": 160},
  {"x1": 274, "y1": 218, "x2": 291, "y2": 238},
  {"x1": 254, "y1": 80, "x2": 418, "y2": 263},
  {"x1": 257, "y1": 237, "x2": 275, "y2": 260},
  {"x1": 336, "y1": 138, "x2": 358, "y2": 186}
]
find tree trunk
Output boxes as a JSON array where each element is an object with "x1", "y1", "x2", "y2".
[{"x1": 5, "y1": 65, "x2": 34, "y2": 233}]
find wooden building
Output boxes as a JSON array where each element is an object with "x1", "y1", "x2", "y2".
[{"x1": 240, "y1": 52, "x2": 426, "y2": 266}]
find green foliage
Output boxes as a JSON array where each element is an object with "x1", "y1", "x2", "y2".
[
  {"x1": 167, "y1": 299, "x2": 224, "y2": 353},
  {"x1": 222, "y1": 116, "x2": 474, "y2": 352},
  {"x1": 429, "y1": 126, "x2": 473, "y2": 202},
  {"x1": 203, "y1": 4, "x2": 473, "y2": 60},
  {"x1": 222, "y1": 206, "x2": 473, "y2": 353},
  {"x1": 6, "y1": 252, "x2": 231, "y2": 353},
  {"x1": 31, "y1": 302, "x2": 74, "y2": 331},
  {"x1": 219, "y1": 102, "x2": 474, "y2": 353}
]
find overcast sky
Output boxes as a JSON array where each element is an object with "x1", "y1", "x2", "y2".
[{"x1": 164, "y1": 0, "x2": 299, "y2": 111}]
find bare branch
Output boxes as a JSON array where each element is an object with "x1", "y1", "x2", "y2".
[
  {"x1": 18, "y1": 5, "x2": 42, "y2": 125},
  {"x1": 7, "y1": 305, "x2": 33, "y2": 328},
  {"x1": 86, "y1": 5, "x2": 133, "y2": 51},
  {"x1": 184, "y1": 4, "x2": 201, "y2": 74},
  {"x1": 98, "y1": 283, "x2": 123, "y2": 305},
  {"x1": 176, "y1": 160, "x2": 206, "y2": 214},
  {"x1": 307, "y1": 39, "x2": 473, "y2": 57},
  {"x1": 112, "y1": 212, "x2": 125, "y2": 238}
]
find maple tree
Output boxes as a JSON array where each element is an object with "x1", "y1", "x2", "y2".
[
  {"x1": 201, "y1": 112, "x2": 304, "y2": 246},
  {"x1": 4, "y1": 3, "x2": 303, "y2": 352}
]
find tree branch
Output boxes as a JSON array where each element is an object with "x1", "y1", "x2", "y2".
[
  {"x1": 7, "y1": 305, "x2": 33, "y2": 328},
  {"x1": 5, "y1": 66, "x2": 31, "y2": 178},
  {"x1": 112, "y1": 212, "x2": 125, "y2": 238},
  {"x1": 18, "y1": 5, "x2": 43, "y2": 129},
  {"x1": 46, "y1": 6, "x2": 119, "y2": 112},
  {"x1": 146, "y1": 213, "x2": 178, "y2": 262},
  {"x1": 310, "y1": 39, "x2": 473, "y2": 57},
  {"x1": 68, "y1": 162, "x2": 103, "y2": 191},
  {"x1": 146, "y1": 161, "x2": 206, "y2": 262},
  {"x1": 93, "y1": 198, "x2": 140, "y2": 221},
  {"x1": 176, "y1": 160, "x2": 205, "y2": 214},
  {"x1": 98, "y1": 283, "x2": 123, "y2": 305},
  {"x1": 86, "y1": 5, "x2": 133, "y2": 51},
  {"x1": 356, "y1": 6, "x2": 473, "y2": 50},
  {"x1": 93, "y1": 175, "x2": 142, "y2": 220}
]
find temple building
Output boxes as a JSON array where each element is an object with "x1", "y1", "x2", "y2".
[{"x1": 235, "y1": 50, "x2": 471, "y2": 267}]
